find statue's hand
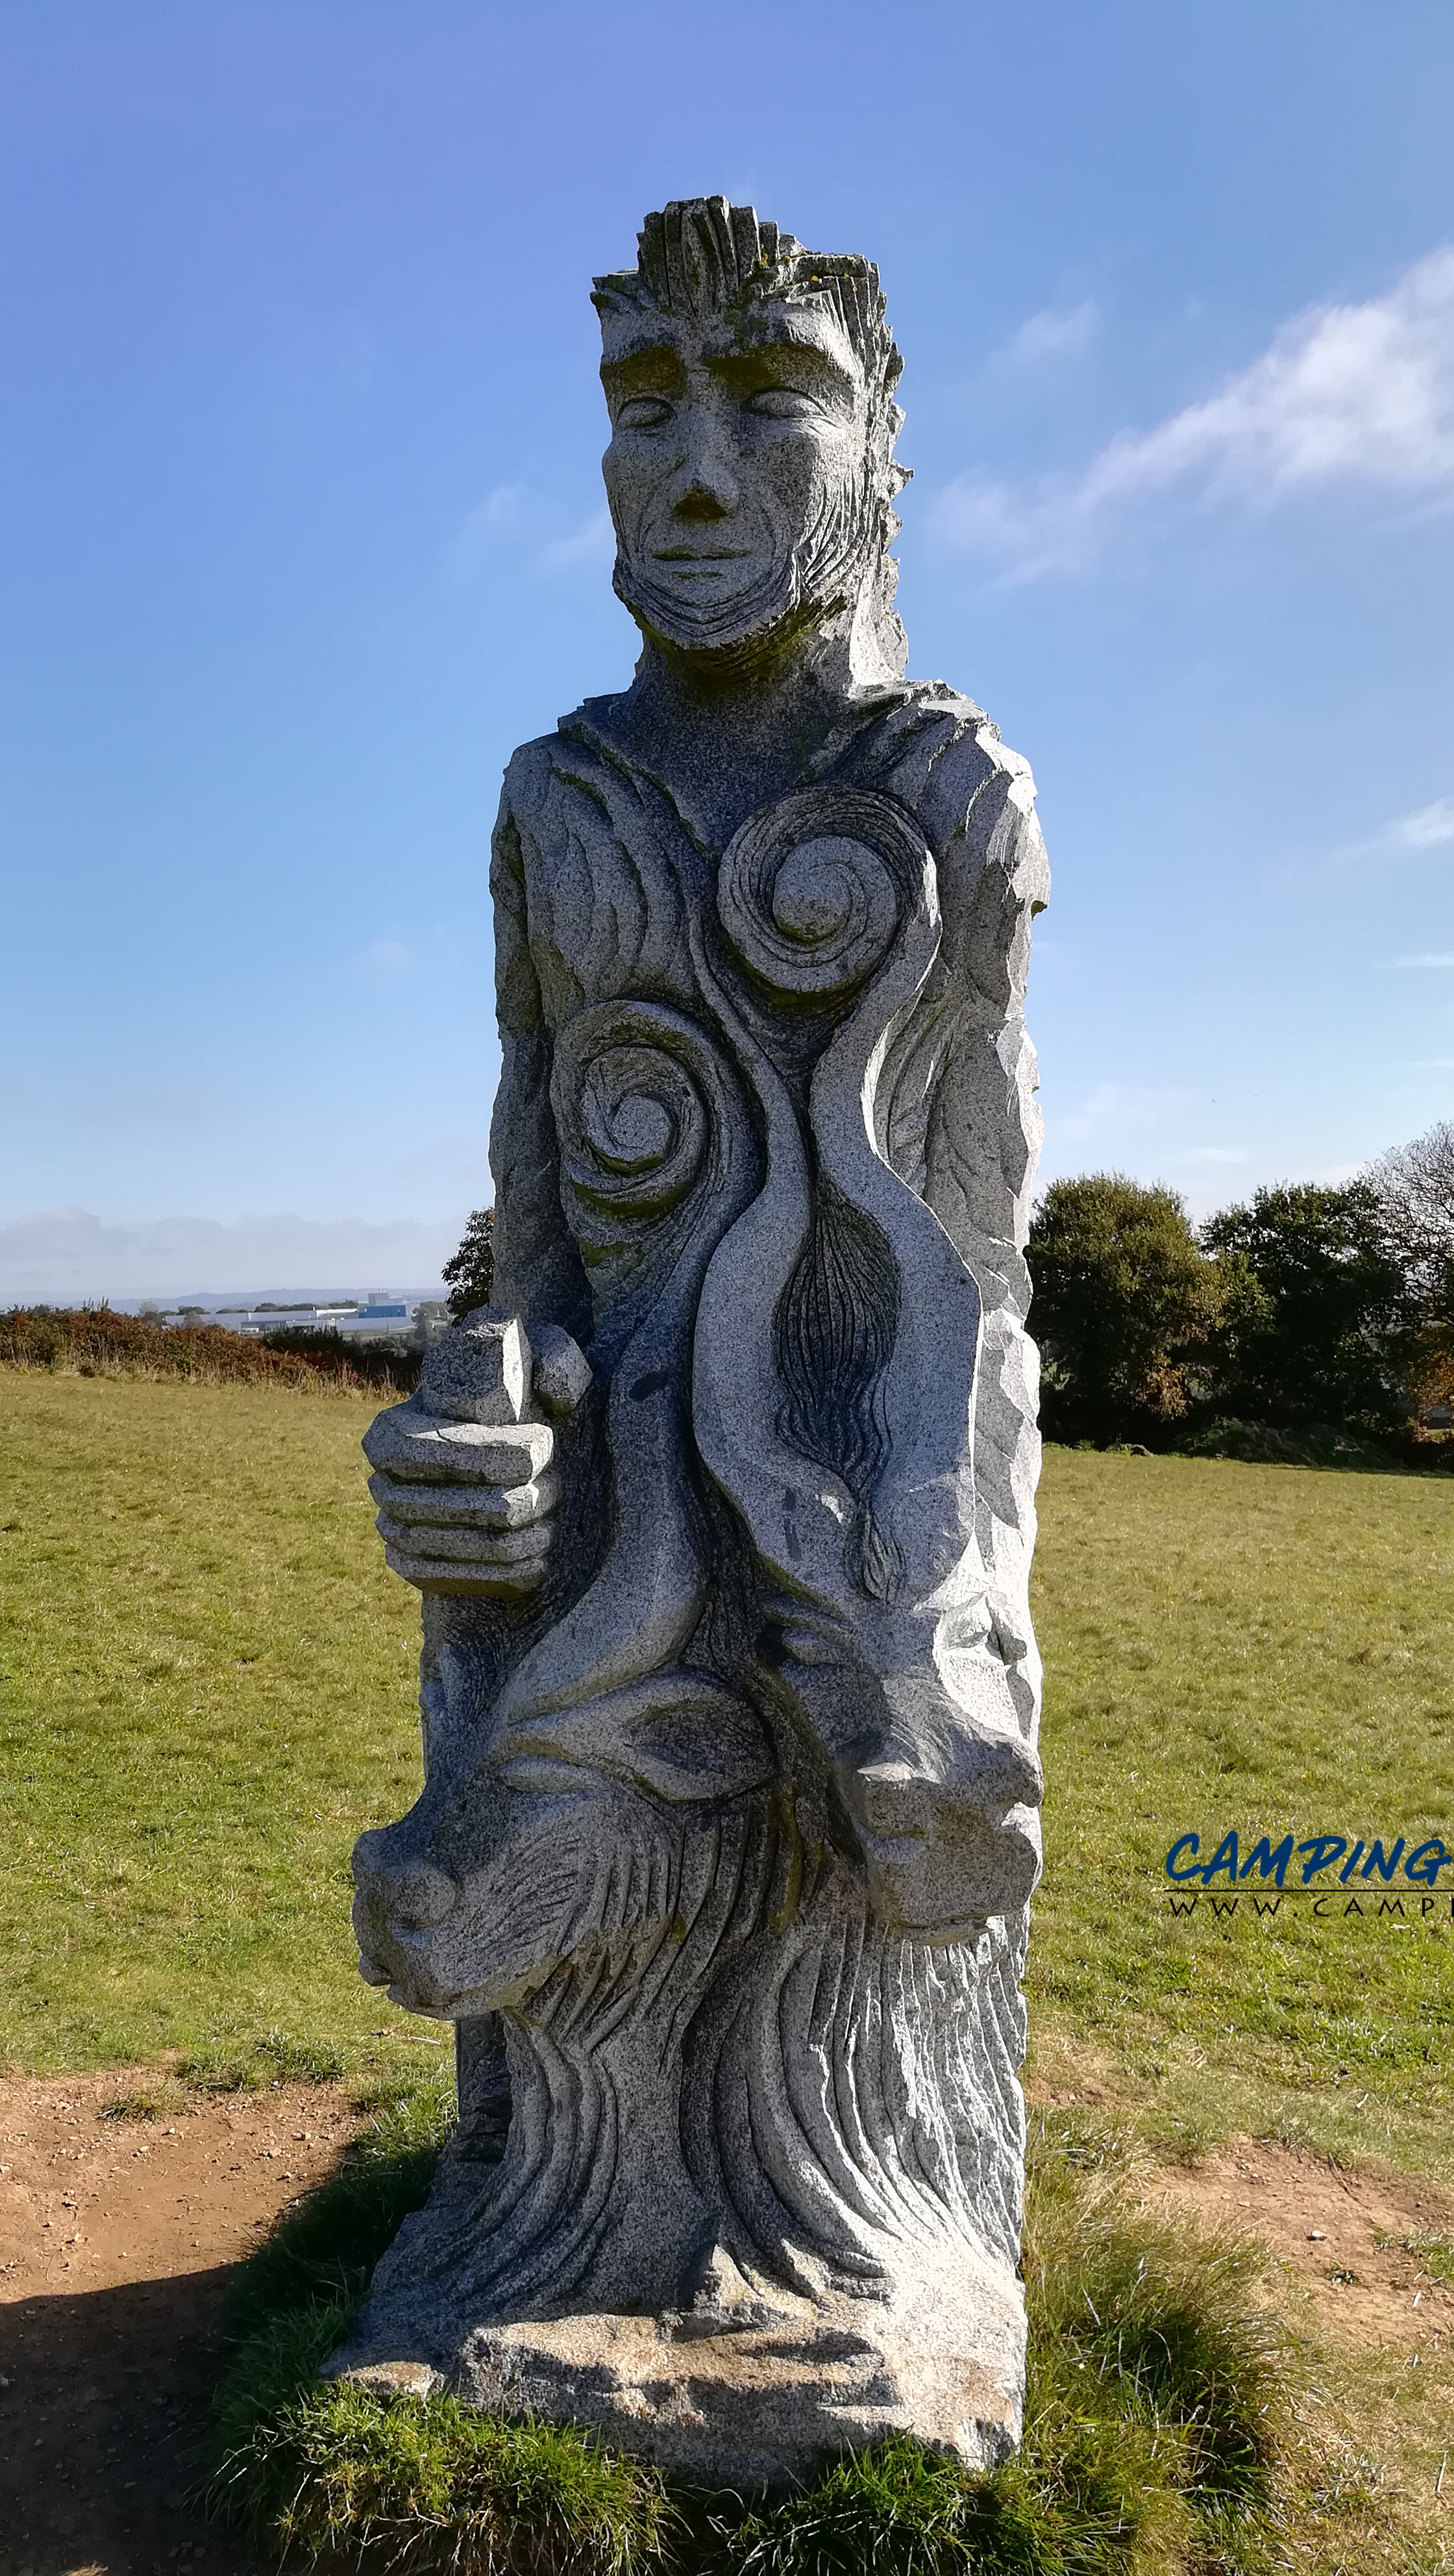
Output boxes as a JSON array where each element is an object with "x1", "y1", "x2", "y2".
[{"x1": 362, "y1": 1312, "x2": 592, "y2": 1596}]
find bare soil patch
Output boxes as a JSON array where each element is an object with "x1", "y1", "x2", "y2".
[
  {"x1": 1144, "y1": 2136, "x2": 1454, "y2": 2358},
  {"x1": 0, "y1": 2068, "x2": 365, "y2": 2576}
]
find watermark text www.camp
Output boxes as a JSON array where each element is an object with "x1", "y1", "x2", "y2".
[{"x1": 1165, "y1": 1888, "x2": 1453, "y2": 1922}]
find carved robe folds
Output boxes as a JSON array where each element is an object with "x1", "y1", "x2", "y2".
[{"x1": 340, "y1": 681, "x2": 1049, "y2": 2480}]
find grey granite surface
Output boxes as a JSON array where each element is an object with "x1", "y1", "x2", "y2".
[{"x1": 334, "y1": 196, "x2": 1049, "y2": 2479}]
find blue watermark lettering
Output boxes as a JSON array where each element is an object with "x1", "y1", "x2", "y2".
[
  {"x1": 1297, "y1": 1835, "x2": 1348, "y2": 1883},
  {"x1": 1240, "y1": 1834, "x2": 1294, "y2": 1887},
  {"x1": 1404, "y1": 1838, "x2": 1454, "y2": 1887},
  {"x1": 1159, "y1": 1826, "x2": 1448, "y2": 1909},
  {"x1": 1200, "y1": 1831, "x2": 1240, "y2": 1886}
]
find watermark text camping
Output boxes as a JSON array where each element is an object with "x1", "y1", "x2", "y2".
[{"x1": 1161, "y1": 1829, "x2": 1453, "y2": 1920}]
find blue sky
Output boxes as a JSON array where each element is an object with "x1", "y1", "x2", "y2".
[{"x1": 3, "y1": 0, "x2": 1453, "y2": 1298}]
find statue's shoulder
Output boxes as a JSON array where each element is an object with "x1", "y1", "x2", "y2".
[
  {"x1": 842, "y1": 682, "x2": 1036, "y2": 852},
  {"x1": 837, "y1": 684, "x2": 1050, "y2": 985},
  {"x1": 497, "y1": 728, "x2": 574, "y2": 834},
  {"x1": 497, "y1": 697, "x2": 638, "y2": 841}
]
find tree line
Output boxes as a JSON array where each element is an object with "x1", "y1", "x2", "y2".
[{"x1": 1029, "y1": 1119, "x2": 1453, "y2": 1453}]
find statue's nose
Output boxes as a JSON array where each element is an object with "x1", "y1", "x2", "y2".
[
  {"x1": 674, "y1": 481, "x2": 733, "y2": 521},
  {"x1": 352, "y1": 1830, "x2": 459, "y2": 1933},
  {"x1": 384, "y1": 1865, "x2": 460, "y2": 1932},
  {"x1": 671, "y1": 407, "x2": 738, "y2": 518}
]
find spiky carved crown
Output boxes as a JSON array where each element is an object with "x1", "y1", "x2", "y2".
[{"x1": 592, "y1": 198, "x2": 903, "y2": 412}]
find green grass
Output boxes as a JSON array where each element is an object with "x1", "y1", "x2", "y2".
[
  {"x1": 4, "y1": 1380, "x2": 1452, "y2": 2183},
  {"x1": 208, "y1": 2105, "x2": 1320, "y2": 2576},
  {"x1": 6, "y1": 1378, "x2": 1451, "y2": 2568},
  {"x1": 0, "y1": 1370, "x2": 426, "y2": 2074},
  {"x1": 720, "y1": 2148, "x2": 1298, "y2": 2576},
  {"x1": 243, "y1": 2388, "x2": 674, "y2": 2576},
  {"x1": 210, "y1": 2076, "x2": 676, "y2": 2573},
  {"x1": 210, "y1": 2069, "x2": 457, "y2": 2467},
  {"x1": 1029, "y1": 1446, "x2": 1454, "y2": 2179},
  {"x1": 210, "y1": 2098, "x2": 1444, "y2": 2573}
]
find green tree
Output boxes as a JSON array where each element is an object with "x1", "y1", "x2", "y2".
[
  {"x1": 441, "y1": 1206, "x2": 495, "y2": 1322},
  {"x1": 1199, "y1": 1181, "x2": 1413, "y2": 1434},
  {"x1": 1365, "y1": 1120, "x2": 1454, "y2": 1414},
  {"x1": 1028, "y1": 1175, "x2": 1220, "y2": 1444}
]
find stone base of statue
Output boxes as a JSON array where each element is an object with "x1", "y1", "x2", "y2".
[
  {"x1": 329, "y1": 1873, "x2": 1031, "y2": 2482},
  {"x1": 330, "y1": 2220, "x2": 1023, "y2": 2484}
]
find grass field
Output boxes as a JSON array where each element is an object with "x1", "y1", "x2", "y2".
[
  {"x1": 1033, "y1": 1446, "x2": 1454, "y2": 2179},
  {"x1": 2, "y1": 1373, "x2": 1452, "y2": 2182},
  {"x1": 0, "y1": 1372, "x2": 421, "y2": 2076}
]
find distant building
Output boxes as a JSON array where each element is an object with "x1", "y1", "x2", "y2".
[{"x1": 126, "y1": 1293, "x2": 449, "y2": 1351}]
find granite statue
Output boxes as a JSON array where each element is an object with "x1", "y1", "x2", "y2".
[{"x1": 337, "y1": 197, "x2": 1050, "y2": 2479}]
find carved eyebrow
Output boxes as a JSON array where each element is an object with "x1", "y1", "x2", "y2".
[
  {"x1": 708, "y1": 337, "x2": 857, "y2": 399},
  {"x1": 600, "y1": 343, "x2": 685, "y2": 397}
]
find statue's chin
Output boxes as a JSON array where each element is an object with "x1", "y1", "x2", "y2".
[{"x1": 615, "y1": 558, "x2": 825, "y2": 676}]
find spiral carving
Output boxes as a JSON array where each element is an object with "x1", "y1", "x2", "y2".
[
  {"x1": 553, "y1": 1003, "x2": 711, "y2": 1222},
  {"x1": 717, "y1": 787, "x2": 934, "y2": 1002}
]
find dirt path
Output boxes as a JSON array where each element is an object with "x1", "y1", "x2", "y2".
[
  {"x1": 0, "y1": 2069, "x2": 365, "y2": 2576},
  {"x1": 3, "y1": 2075, "x2": 1452, "y2": 2576}
]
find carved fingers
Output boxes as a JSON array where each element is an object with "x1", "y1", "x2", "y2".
[
  {"x1": 361, "y1": 1311, "x2": 592, "y2": 1596},
  {"x1": 367, "y1": 1464, "x2": 562, "y2": 1530},
  {"x1": 363, "y1": 1406, "x2": 554, "y2": 1486},
  {"x1": 376, "y1": 1513, "x2": 558, "y2": 1594},
  {"x1": 370, "y1": 1455, "x2": 562, "y2": 1587}
]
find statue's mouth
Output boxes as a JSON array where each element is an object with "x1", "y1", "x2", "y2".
[{"x1": 652, "y1": 545, "x2": 752, "y2": 562}]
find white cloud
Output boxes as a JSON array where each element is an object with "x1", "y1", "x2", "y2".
[
  {"x1": 451, "y1": 486, "x2": 615, "y2": 580},
  {"x1": 0, "y1": 1209, "x2": 462, "y2": 1303},
  {"x1": 467, "y1": 483, "x2": 526, "y2": 538},
  {"x1": 1333, "y1": 794, "x2": 1454, "y2": 865},
  {"x1": 538, "y1": 509, "x2": 615, "y2": 573},
  {"x1": 1000, "y1": 300, "x2": 1099, "y2": 367},
  {"x1": 1057, "y1": 1080, "x2": 1192, "y2": 1144},
  {"x1": 1385, "y1": 952, "x2": 1454, "y2": 968},
  {"x1": 1390, "y1": 796, "x2": 1454, "y2": 850},
  {"x1": 937, "y1": 245, "x2": 1454, "y2": 576}
]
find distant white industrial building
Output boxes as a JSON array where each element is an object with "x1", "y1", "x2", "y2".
[{"x1": 137, "y1": 1296, "x2": 451, "y2": 1348}]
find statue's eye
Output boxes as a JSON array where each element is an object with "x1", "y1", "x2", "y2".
[
  {"x1": 615, "y1": 396, "x2": 674, "y2": 430},
  {"x1": 745, "y1": 386, "x2": 820, "y2": 420}
]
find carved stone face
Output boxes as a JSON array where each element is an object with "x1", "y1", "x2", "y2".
[
  {"x1": 351, "y1": 1763, "x2": 787, "y2": 2023},
  {"x1": 600, "y1": 299, "x2": 873, "y2": 662}
]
